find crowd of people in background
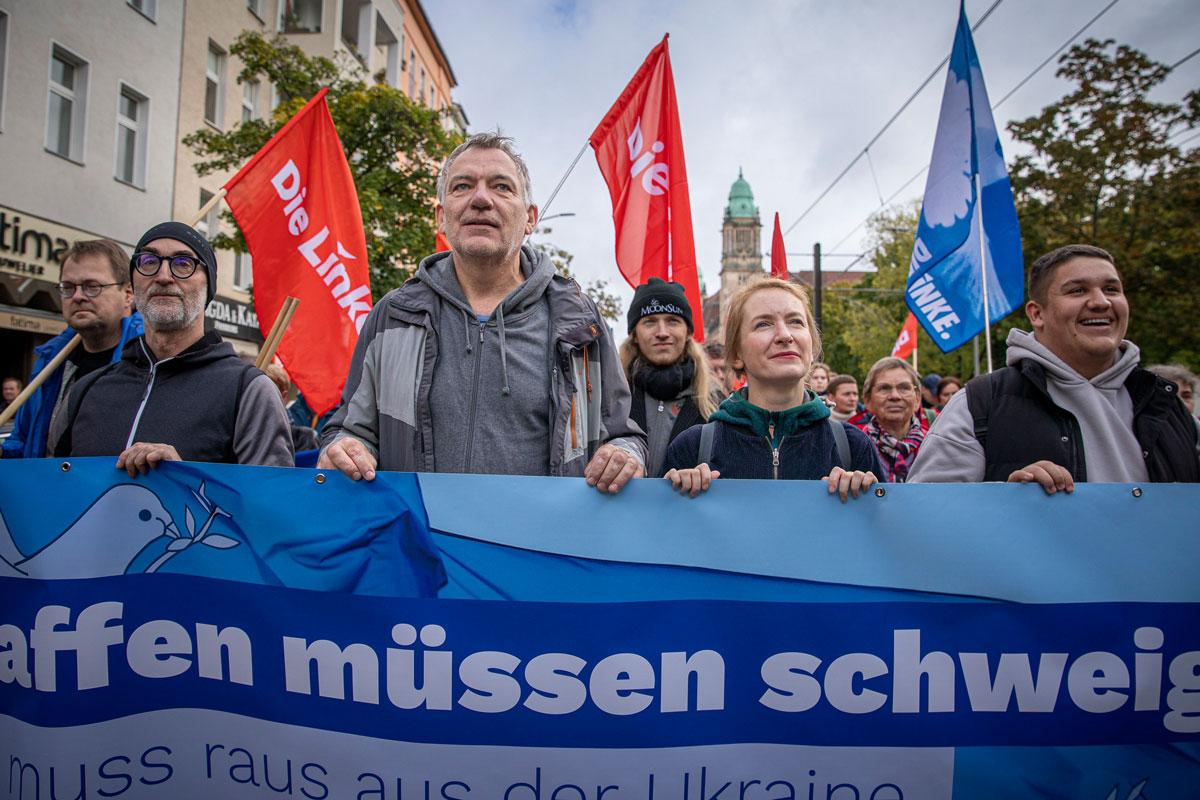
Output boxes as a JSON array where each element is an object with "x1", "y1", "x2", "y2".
[{"x1": 3, "y1": 134, "x2": 1197, "y2": 499}]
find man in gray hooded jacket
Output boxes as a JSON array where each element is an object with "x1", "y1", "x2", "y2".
[
  {"x1": 909, "y1": 244, "x2": 1198, "y2": 492},
  {"x1": 318, "y1": 133, "x2": 646, "y2": 492}
]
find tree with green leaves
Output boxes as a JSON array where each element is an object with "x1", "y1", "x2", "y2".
[
  {"x1": 184, "y1": 31, "x2": 461, "y2": 301},
  {"x1": 819, "y1": 204, "x2": 980, "y2": 381},
  {"x1": 529, "y1": 230, "x2": 623, "y2": 324},
  {"x1": 823, "y1": 38, "x2": 1199, "y2": 380},
  {"x1": 1007, "y1": 38, "x2": 1199, "y2": 367}
]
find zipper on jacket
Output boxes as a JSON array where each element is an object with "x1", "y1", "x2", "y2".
[
  {"x1": 125, "y1": 341, "x2": 175, "y2": 450},
  {"x1": 767, "y1": 421, "x2": 779, "y2": 479},
  {"x1": 463, "y1": 323, "x2": 485, "y2": 471}
]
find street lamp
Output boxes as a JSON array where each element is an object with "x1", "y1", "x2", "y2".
[{"x1": 533, "y1": 211, "x2": 575, "y2": 237}]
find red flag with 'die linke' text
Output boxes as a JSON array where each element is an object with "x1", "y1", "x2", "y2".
[
  {"x1": 224, "y1": 89, "x2": 370, "y2": 414},
  {"x1": 590, "y1": 34, "x2": 703, "y2": 340}
]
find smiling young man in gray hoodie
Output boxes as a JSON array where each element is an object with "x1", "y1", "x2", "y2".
[
  {"x1": 909, "y1": 244, "x2": 1198, "y2": 492},
  {"x1": 318, "y1": 133, "x2": 646, "y2": 492}
]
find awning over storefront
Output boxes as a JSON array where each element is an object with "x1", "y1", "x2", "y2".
[{"x1": 0, "y1": 303, "x2": 67, "y2": 336}]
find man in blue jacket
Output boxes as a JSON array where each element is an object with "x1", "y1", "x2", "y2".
[{"x1": 3, "y1": 240, "x2": 142, "y2": 459}]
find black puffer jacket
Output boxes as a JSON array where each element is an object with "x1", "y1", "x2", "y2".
[{"x1": 967, "y1": 360, "x2": 1199, "y2": 482}]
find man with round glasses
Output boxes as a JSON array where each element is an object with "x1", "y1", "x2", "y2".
[
  {"x1": 51, "y1": 221, "x2": 292, "y2": 472},
  {"x1": 3, "y1": 239, "x2": 143, "y2": 459}
]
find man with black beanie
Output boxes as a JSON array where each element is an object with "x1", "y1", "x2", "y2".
[
  {"x1": 621, "y1": 277, "x2": 721, "y2": 477},
  {"x1": 52, "y1": 221, "x2": 292, "y2": 471}
]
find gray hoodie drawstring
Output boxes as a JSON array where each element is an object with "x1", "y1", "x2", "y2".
[
  {"x1": 497, "y1": 303, "x2": 511, "y2": 396},
  {"x1": 462, "y1": 307, "x2": 473, "y2": 354}
]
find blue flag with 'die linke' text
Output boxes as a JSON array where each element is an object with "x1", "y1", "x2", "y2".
[{"x1": 905, "y1": 2, "x2": 1023, "y2": 352}]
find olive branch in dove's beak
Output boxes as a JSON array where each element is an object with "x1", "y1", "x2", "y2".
[{"x1": 144, "y1": 481, "x2": 239, "y2": 574}]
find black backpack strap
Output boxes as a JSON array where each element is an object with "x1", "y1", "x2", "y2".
[
  {"x1": 697, "y1": 421, "x2": 717, "y2": 466},
  {"x1": 827, "y1": 417, "x2": 850, "y2": 470},
  {"x1": 965, "y1": 374, "x2": 992, "y2": 448}
]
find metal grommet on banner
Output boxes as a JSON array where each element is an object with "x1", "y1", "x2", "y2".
[
  {"x1": 315, "y1": 473, "x2": 326, "y2": 485},
  {"x1": 874, "y1": 486, "x2": 886, "y2": 498},
  {"x1": 1131, "y1": 487, "x2": 1143, "y2": 498},
  {"x1": 60, "y1": 461, "x2": 71, "y2": 472}
]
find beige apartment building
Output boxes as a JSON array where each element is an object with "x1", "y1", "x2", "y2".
[
  {"x1": 172, "y1": 0, "x2": 280, "y2": 357},
  {"x1": 175, "y1": 0, "x2": 461, "y2": 357},
  {"x1": 0, "y1": 0, "x2": 461, "y2": 380},
  {"x1": 0, "y1": 0, "x2": 185, "y2": 381}
]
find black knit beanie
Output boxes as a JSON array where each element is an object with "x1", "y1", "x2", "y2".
[
  {"x1": 134, "y1": 221, "x2": 218, "y2": 304},
  {"x1": 627, "y1": 277, "x2": 693, "y2": 333}
]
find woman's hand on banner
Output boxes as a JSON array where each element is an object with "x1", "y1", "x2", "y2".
[
  {"x1": 665, "y1": 463, "x2": 720, "y2": 498},
  {"x1": 823, "y1": 467, "x2": 877, "y2": 502}
]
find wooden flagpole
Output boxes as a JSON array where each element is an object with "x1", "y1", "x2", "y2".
[
  {"x1": 0, "y1": 191, "x2": 233, "y2": 429},
  {"x1": 255, "y1": 297, "x2": 300, "y2": 370}
]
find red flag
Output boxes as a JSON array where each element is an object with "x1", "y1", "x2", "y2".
[
  {"x1": 434, "y1": 231, "x2": 451, "y2": 253},
  {"x1": 590, "y1": 34, "x2": 703, "y2": 340},
  {"x1": 891, "y1": 312, "x2": 918, "y2": 359},
  {"x1": 223, "y1": 89, "x2": 370, "y2": 414},
  {"x1": 770, "y1": 212, "x2": 788, "y2": 279}
]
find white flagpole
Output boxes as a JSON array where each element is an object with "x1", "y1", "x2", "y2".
[
  {"x1": 975, "y1": 172, "x2": 994, "y2": 373},
  {"x1": 538, "y1": 140, "x2": 590, "y2": 219}
]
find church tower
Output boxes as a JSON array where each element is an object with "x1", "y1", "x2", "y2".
[{"x1": 715, "y1": 168, "x2": 764, "y2": 339}]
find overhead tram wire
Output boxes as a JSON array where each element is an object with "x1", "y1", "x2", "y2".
[
  {"x1": 991, "y1": 0, "x2": 1122, "y2": 110},
  {"x1": 1174, "y1": 129, "x2": 1200, "y2": 149},
  {"x1": 781, "y1": 0, "x2": 1007, "y2": 239},
  {"x1": 826, "y1": 0, "x2": 1127, "y2": 259}
]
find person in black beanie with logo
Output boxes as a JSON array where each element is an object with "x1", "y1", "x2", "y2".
[
  {"x1": 620, "y1": 277, "x2": 721, "y2": 477},
  {"x1": 51, "y1": 221, "x2": 292, "y2": 471}
]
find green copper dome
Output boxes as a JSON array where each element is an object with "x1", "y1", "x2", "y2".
[{"x1": 725, "y1": 168, "x2": 758, "y2": 220}]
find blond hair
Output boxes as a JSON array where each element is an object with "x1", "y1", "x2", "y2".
[
  {"x1": 723, "y1": 278, "x2": 822, "y2": 378},
  {"x1": 620, "y1": 336, "x2": 718, "y2": 419}
]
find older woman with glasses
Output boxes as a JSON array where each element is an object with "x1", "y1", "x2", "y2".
[{"x1": 854, "y1": 356, "x2": 927, "y2": 483}]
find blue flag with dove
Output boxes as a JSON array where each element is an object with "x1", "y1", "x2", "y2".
[{"x1": 905, "y1": 1, "x2": 1023, "y2": 353}]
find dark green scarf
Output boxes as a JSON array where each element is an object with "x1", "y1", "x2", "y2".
[{"x1": 710, "y1": 388, "x2": 830, "y2": 447}]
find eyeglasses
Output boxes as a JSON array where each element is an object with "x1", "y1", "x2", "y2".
[
  {"x1": 131, "y1": 251, "x2": 201, "y2": 280},
  {"x1": 57, "y1": 281, "x2": 123, "y2": 298},
  {"x1": 873, "y1": 383, "x2": 916, "y2": 396}
]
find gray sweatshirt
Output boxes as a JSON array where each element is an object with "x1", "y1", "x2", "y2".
[
  {"x1": 908, "y1": 328, "x2": 1149, "y2": 483},
  {"x1": 423, "y1": 251, "x2": 556, "y2": 475}
]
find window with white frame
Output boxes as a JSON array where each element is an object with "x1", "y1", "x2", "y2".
[
  {"x1": 47, "y1": 45, "x2": 88, "y2": 161},
  {"x1": 419, "y1": 67, "x2": 425, "y2": 105},
  {"x1": 128, "y1": 0, "x2": 156, "y2": 21},
  {"x1": 407, "y1": 51, "x2": 415, "y2": 97},
  {"x1": 234, "y1": 251, "x2": 253, "y2": 290},
  {"x1": 246, "y1": 0, "x2": 263, "y2": 20},
  {"x1": 241, "y1": 80, "x2": 259, "y2": 123},
  {"x1": 115, "y1": 85, "x2": 147, "y2": 187},
  {"x1": 280, "y1": 0, "x2": 322, "y2": 33},
  {"x1": 430, "y1": 87, "x2": 437, "y2": 110},
  {"x1": 205, "y1": 42, "x2": 225, "y2": 127}
]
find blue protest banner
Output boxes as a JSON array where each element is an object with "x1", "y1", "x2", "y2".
[
  {"x1": 905, "y1": 1, "x2": 1024, "y2": 354},
  {"x1": 0, "y1": 459, "x2": 1197, "y2": 800}
]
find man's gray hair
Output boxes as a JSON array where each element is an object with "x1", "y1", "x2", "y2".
[{"x1": 437, "y1": 132, "x2": 534, "y2": 208}]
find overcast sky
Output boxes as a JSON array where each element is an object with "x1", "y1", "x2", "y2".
[{"x1": 424, "y1": 0, "x2": 1200, "y2": 308}]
